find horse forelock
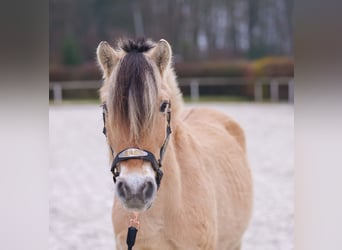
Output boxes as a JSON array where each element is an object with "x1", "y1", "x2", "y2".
[{"x1": 110, "y1": 49, "x2": 158, "y2": 142}]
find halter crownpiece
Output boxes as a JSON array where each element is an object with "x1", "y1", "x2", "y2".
[{"x1": 101, "y1": 100, "x2": 171, "y2": 189}]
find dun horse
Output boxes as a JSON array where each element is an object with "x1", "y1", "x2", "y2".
[{"x1": 97, "y1": 38, "x2": 253, "y2": 250}]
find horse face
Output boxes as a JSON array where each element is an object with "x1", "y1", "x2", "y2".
[
  {"x1": 97, "y1": 38, "x2": 173, "y2": 211},
  {"x1": 109, "y1": 113, "x2": 167, "y2": 211}
]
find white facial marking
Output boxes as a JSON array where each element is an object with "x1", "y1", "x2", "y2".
[{"x1": 118, "y1": 162, "x2": 155, "y2": 193}]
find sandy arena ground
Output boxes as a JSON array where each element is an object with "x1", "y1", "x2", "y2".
[{"x1": 49, "y1": 102, "x2": 293, "y2": 250}]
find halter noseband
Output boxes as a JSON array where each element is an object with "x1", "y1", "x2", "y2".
[{"x1": 101, "y1": 100, "x2": 171, "y2": 189}]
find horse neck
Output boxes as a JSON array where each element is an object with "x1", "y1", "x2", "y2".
[
  {"x1": 156, "y1": 128, "x2": 185, "y2": 213},
  {"x1": 157, "y1": 71, "x2": 185, "y2": 209}
]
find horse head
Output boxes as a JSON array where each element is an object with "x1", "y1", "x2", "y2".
[{"x1": 96, "y1": 38, "x2": 173, "y2": 212}]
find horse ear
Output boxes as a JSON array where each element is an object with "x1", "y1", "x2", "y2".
[
  {"x1": 149, "y1": 39, "x2": 172, "y2": 73},
  {"x1": 96, "y1": 41, "x2": 119, "y2": 78}
]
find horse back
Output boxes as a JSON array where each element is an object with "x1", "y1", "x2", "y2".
[{"x1": 180, "y1": 107, "x2": 246, "y2": 153}]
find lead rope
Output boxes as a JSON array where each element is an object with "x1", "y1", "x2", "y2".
[{"x1": 127, "y1": 212, "x2": 140, "y2": 250}]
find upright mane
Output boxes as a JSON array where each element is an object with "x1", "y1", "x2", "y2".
[
  {"x1": 120, "y1": 38, "x2": 155, "y2": 53},
  {"x1": 110, "y1": 38, "x2": 158, "y2": 142}
]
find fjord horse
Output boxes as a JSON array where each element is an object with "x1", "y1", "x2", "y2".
[{"x1": 97, "y1": 38, "x2": 253, "y2": 250}]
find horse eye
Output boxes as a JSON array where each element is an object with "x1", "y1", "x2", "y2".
[{"x1": 160, "y1": 101, "x2": 169, "y2": 112}]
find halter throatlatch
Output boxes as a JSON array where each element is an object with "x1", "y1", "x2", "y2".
[{"x1": 101, "y1": 100, "x2": 171, "y2": 189}]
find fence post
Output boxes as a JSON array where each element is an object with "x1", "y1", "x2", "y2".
[
  {"x1": 254, "y1": 81, "x2": 263, "y2": 102},
  {"x1": 270, "y1": 79, "x2": 279, "y2": 102},
  {"x1": 288, "y1": 79, "x2": 294, "y2": 103},
  {"x1": 52, "y1": 83, "x2": 62, "y2": 104},
  {"x1": 190, "y1": 80, "x2": 199, "y2": 102}
]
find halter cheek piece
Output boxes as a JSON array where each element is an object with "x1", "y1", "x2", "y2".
[{"x1": 101, "y1": 100, "x2": 171, "y2": 189}]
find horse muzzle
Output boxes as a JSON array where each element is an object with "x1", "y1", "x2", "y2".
[{"x1": 115, "y1": 173, "x2": 157, "y2": 211}]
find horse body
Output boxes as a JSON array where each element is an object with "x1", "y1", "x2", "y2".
[{"x1": 97, "y1": 38, "x2": 253, "y2": 250}]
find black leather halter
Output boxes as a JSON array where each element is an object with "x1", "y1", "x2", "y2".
[{"x1": 101, "y1": 100, "x2": 171, "y2": 189}]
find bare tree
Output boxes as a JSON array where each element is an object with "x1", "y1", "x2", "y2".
[{"x1": 49, "y1": 0, "x2": 293, "y2": 64}]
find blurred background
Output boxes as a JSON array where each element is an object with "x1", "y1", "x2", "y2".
[
  {"x1": 49, "y1": 0, "x2": 293, "y2": 103},
  {"x1": 49, "y1": 1, "x2": 293, "y2": 250}
]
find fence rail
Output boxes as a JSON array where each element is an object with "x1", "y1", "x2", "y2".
[{"x1": 49, "y1": 77, "x2": 294, "y2": 103}]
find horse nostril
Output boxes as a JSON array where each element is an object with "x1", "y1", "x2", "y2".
[
  {"x1": 117, "y1": 180, "x2": 130, "y2": 199},
  {"x1": 142, "y1": 180, "x2": 155, "y2": 200}
]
